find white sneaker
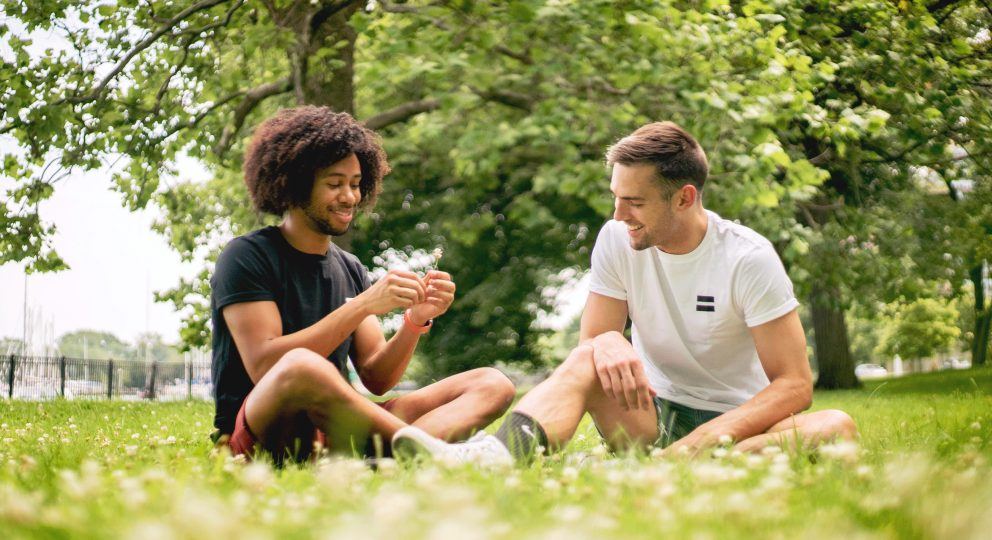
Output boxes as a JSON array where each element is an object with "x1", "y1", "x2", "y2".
[{"x1": 392, "y1": 426, "x2": 514, "y2": 468}]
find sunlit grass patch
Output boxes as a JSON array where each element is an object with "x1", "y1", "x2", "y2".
[{"x1": 0, "y1": 368, "x2": 989, "y2": 539}]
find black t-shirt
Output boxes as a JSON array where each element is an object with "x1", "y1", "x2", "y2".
[{"x1": 209, "y1": 226, "x2": 371, "y2": 434}]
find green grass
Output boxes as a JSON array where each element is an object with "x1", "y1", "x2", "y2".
[{"x1": 1, "y1": 368, "x2": 989, "y2": 539}]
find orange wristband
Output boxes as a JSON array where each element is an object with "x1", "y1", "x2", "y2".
[{"x1": 403, "y1": 309, "x2": 432, "y2": 334}]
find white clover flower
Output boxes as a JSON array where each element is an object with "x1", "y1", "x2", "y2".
[
  {"x1": 692, "y1": 462, "x2": 737, "y2": 485},
  {"x1": 712, "y1": 448, "x2": 729, "y2": 459},
  {"x1": 718, "y1": 434, "x2": 733, "y2": 445},
  {"x1": 818, "y1": 440, "x2": 861, "y2": 463},
  {"x1": 605, "y1": 469, "x2": 625, "y2": 485},
  {"x1": 504, "y1": 474, "x2": 522, "y2": 488},
  {"x1": 759, "y1": 475, "x2": 789, "y2": 493},
  {"x1": 761, "y1": 445, "x2": 782, "y2": 456},
  {"x1": 241, "y1": 462, "x2": 273, "y2": 492},
  {"x1": 553, "y1": 505, "x2": 584, "y2": 523},
  {"x1": 542, "y1": 478, "x2": 561, "y2": 492},
  {"x1": 970, "y1": 421, "x2": 982, "y2": 431},
  {"x1": 561, "y1": 466, "x2": 579, "y2": 483}
]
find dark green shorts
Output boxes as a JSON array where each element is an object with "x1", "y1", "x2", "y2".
[
  {"x1": 593, "y1": 396, "x2": 724, "y2": 449},
  {"x1": 652, "y1": 396, "x2": 724, "y2": 448}
]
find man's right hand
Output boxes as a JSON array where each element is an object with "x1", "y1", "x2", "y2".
[
  {"x1": 356, "y1": 269, "x2": 427, "y2": 316},
  {"x1": 590, "y1": 331, "x2": 655, "y2": 411}
]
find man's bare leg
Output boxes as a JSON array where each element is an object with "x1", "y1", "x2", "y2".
[
  {"x1": 733, "y1": 409, "x2": 858, "y2": 453},
  {"x1": 512, "y1": 346, "x2": 658, "y2": 452},
  {"x1": 381, "y1": 367, "x2": 515, "y2": 441},
  {"x1": 244, "y1": 348, "x2": 407, "y2": 456}
]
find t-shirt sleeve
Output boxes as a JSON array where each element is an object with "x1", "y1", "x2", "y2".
[
  {"x1": 211, "y1": 238, "x2": 278, "y2": 311},
  {"x1": 588, "y1": 222, "x2": 628, "y2": 301},
  {"x1": 733, "y1": 243, "x2": 800, "y2": 327}
]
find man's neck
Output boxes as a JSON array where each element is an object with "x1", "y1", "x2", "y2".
[
  {"x1": 279, "y1": 212, "x2": 331, "y2": 255},
  {"x1": 656, "y1": 205, "x2": 708, "y2": 255}
]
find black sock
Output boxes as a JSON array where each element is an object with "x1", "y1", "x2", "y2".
[{"x1": 495, "y1": 411, "x2": 549, "y2": 463}]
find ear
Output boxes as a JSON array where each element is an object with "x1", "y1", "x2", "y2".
[{"x1": 674, "y1": 184, "x2": 698, "y2": 209}]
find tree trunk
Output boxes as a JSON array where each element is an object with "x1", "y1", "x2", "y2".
[
  {"x1": 811, "y1": 284, "x2": 861, "y2": 389},
  {"x1": 971, "y1": 262, "x2": 990, "y2": 367},
  {"x1": 298, "y1": 3, "x2": 360, "y2": 250},
  {"x1": 304, "y1": 5, "x2": 358, "y2": 114}
]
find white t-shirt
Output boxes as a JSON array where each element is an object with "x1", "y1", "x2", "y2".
[{"x1": 588, "y1": 210, "x2": 799, "y2": 412}]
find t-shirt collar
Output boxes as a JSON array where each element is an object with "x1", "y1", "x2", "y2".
[{"x1": 653, "y1": 210, "x2": 716, "y2": 263}]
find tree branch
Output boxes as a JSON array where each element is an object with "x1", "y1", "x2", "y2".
[
  {"x1": 213, "y1": 77, "x2": 294, "y2": 158},
  {"x1": 363, "y1": 98, "x2": 441, "y2": 130},
  {"x1": 310, "y1": 0, "x2": 358, "y2": 35},
  {"x1": 153, "y1": 36, "x2": 195, "y2": 114},
  {"x1": 177, "y1": 0, "x2": 247, "y2": 36},
  {"x1": 493, "y1": 44, "x2": 533, "y2": 65},
  {"x1": 808, "y1": 148, "x2": 833, "y2": 166},
  {"x1": 66, "y1": 0, "x2": 230, "y2": 105},
  {"x1": 470, "y1": 87, "x2": 535, "y2": 111}
]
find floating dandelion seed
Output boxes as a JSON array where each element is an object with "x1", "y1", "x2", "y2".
[{"x1": 431, "y1": 247, "x2": 444, "y2": 270}]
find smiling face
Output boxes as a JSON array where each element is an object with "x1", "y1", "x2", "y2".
[
  {"x1": 302, "y1": 153, "x2": 362, "y2": 236},
  {"x1": 610, "y1": 163, "x2": 682, "y2": 251}
]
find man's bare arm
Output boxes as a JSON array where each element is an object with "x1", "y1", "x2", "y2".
[
  {"x1": 223, "y1": 299, "x2": 370, "y2": 384},
  {"x1": 349, "y1": 270, "x2": 457, "y2": 395},
  {"x1": 580, "y1": 292, "x2": 656, "y2": 411},
  {"x1": 666, "y1": 309, "x2": 812, "y2": 452},
  {"x1": 223, "y1": 269, "x2": 427, "y2": 384}
]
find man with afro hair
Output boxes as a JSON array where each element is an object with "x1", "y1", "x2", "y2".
[{"x1": 209, "y1": 106, "x2": 515, "y2": 463}]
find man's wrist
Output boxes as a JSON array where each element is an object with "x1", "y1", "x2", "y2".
[{"x1": 406, "y1": 309, "x2": 431, "y2": 327}]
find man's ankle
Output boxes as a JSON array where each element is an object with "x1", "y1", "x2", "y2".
[{"x1": 495, "y1": 411, "x2": 549, "y2": 463}]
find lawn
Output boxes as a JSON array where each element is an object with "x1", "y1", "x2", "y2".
[{"x1": 1, "y1": 368, "x2": 989, "y2": 539}]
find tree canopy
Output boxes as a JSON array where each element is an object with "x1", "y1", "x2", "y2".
[{"x1": 2, "y1": 0, "x2": 989, "y2": 383}]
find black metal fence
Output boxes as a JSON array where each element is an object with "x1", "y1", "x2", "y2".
[{"x1": 0, "y1": 354, "x2": 211, "y2": 400}]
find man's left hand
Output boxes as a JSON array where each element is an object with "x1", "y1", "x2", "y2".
[
  {"x1": 408, "y1": 270, "x2": 455, "y2": 324},
  {"x1": 663, "y1": 428, "x2": 732, "y2": 458}
]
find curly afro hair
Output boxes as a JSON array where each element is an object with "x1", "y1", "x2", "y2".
[{"x1": 243, "y1": 106, "x2": 390, "y2": 215}]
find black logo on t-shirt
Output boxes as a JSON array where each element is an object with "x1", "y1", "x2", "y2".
[{"x1": 696, "y1": 295, "x2": 715, "y2": 312}]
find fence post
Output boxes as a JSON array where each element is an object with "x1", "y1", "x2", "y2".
[
  {"x1": 59, "y1": 356, "x2": 66, "y2": 398},
  {"x1": 6, "y1": 354, "x2": 14, "y2": 399},
  {"x1": 186, "y1": 356, "x2": 192, "y2": 400},
  {"x1": 107, "y1": 360, "x2": 114, "y2": 399},
  {"x1": 145, "y1": 361, "x2": 157, "y2": 400}
]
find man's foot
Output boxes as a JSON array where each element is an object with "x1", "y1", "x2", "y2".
[{"x1": 392, "y1": 426, "x2": 513, "y2": 467}]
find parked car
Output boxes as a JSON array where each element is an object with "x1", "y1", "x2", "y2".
[{"x1": 855, "y1": 363, "x2": 888, "y2": 380}]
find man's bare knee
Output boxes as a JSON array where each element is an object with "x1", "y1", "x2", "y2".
[
  {"x1": 821, "y1": 409, "x2": 858, "y2": 440},
  {"x1": 270, "y1": 348, "x2": 349, "y2": 408},
  {"x1": 474, "y1": 367, "x2": 516, "y2": 414},
  {"x1": 552, "y1": 346, "x2": 600, "y2": 396}
]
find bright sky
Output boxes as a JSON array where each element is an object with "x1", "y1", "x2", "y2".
[{"x1": 0, "y1": 165, "x2": 202, "y2": 348}]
